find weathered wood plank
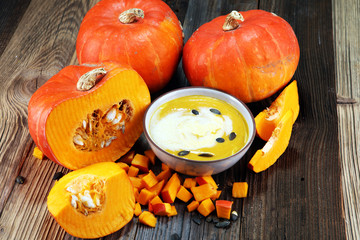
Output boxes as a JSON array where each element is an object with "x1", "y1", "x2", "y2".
[
  {"x1": 0, "y1": 0, "x2": 97, "y2": 239},
  {"x1": 333, "y1": 0, "x2": 360, "y2": 239}
]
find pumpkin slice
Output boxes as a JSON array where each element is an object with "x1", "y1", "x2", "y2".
[
  {"x1": 248, "y1": 110, "x2": 294, "y2": 173},
  {"x1": 47, "y1": 162, "x2": 135, "y2": 238},
  {"x1": 28, "y1": 62, "x2": 150, "y2": 170},
  {"x1": 255, "y1": 80, "x2": 299, "y2": 141}
]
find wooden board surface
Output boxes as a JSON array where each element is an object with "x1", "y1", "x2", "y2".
[{"x1": 0, "y1": 0, "x2": 353, "y2": 239}]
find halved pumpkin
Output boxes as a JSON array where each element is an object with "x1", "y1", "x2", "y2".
[
  {"x1": 47, "y1": 162, "x2": 135, "y2": 238},
  {"x1": 248, "y1": 110, "x2": 294, "y2": 173},
  {"x1": 28, "y1": 62, "x2": 150, "y2": 170},
  {"x1": 255, "y1": 80, "x2": 299, "y2": 141}
]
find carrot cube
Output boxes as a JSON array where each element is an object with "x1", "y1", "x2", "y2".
[
  {"x1": 144, "y1": 149, "x2": 156, "y2": 165},
  {"x1": 232, "y1": 182, "x2": 248, "y2": 198},
  {"x1": 128, "y1": 166, "x2": 139, "y2": 177},
  {"x1": 134, "y1": 202, "x2": 142, "y2": 216},
  {"x1": 187, "y1": 201, "x2": 199, "y2": 212},
  {"x1": 132, "y1": 154, "x2": 150, "y2": 172},
  {"x1": 197, "y1": 198, "x2": 215, "y2": 217},
  {"x1": 176, "y1": 185, "x2": 193, "y2": 203},
  {"x1": 191, "y1": 183, "x2": 217, "y2": 202},
  {"x1": 161, "y1": 173, "x2": 181, "y2": 203},
  {"x1": 33, "y1": 147, "x2": 44, "y2": 160},
  {"x1": 142, "y1": 170, "x2": 158, "y2": 189},
  {"x1": 139, "y1": 211, "x2": 157, "y2": 227},
  {"x1": 138, "y1": 188, "x2": 155, "y2": 205},
  {"x1": 183, "y1": 178, "x2": 197, "y2": 188},
  {"x1": 216, "y1": 200, "x2": 233, "y2": 219},
  {"x1": 195, "y1": 176, "x2": 218, "y2": 189}
]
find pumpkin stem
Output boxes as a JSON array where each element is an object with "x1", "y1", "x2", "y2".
[
  {"x1": 119, "y1": 8, "x2": 144, "y2": 24},
  {"x1": 77, "y1": 68, "x2": 107, "y2": 91},
  {"x1": 222, "y1": 11, "x2": 244, "y2": 31}
]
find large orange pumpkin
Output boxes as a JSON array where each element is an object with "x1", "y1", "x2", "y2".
[
  {"x1": 76, "y1": 0, "x2": 184, "y2": 92},
  {"x1": 182, "y1": 10, "x2": 300, "y2": 103},
  {"x1": 28, "y1": 62, "x2": 150, "y2": 170}
]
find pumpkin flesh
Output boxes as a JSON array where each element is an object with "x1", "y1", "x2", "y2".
[
  {"x1": 28, "y1": 62, "x2": 150, "y2": 170},
  {"x1": 47, "y1": 162, "x2": 135, "y2": 239},
  {"x1": 76, "y1": 0, "x2": 183, "y2": 92},
  {"x1": 183, "y1": 10, "x2": 300, "y2": 103},
  {"x1": 248, "y1": 110, "x2": 294, "y2": 173},
  {"x1": 255, "y1": 80, "x2": 299, "y2": 141}
]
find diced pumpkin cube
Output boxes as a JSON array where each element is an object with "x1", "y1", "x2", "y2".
[
  {"x1": 148, "y1": 195, "x2": 163, "y2": 213},
  {"x1": 128, "y1": 166, "x2": 139, "y2": 177},
  {"x1": 156, "y1": 168, "x2": 172, "y2": 182},
  {"x1": 161, "y1": 173, "x2": 181, "y2": 203},
  {"x1": 144, "y1": 149, "x2": 156, "y2": 165},
  {"x1": 134, "y1": 188, "x2": 140, "y2": 202},
  {"x1": 138, "y1": 189, "x2": 155, "y2": 205},
  {"x1": 161, "y1": 163, "x2": 170, "y2": 171},
  {"x1": 33, "y1": 146, "x2": 45, "y2": 160},
  {"x1": 216, "y1": 200, "x2": 233, "y2": 219},
  {"x1": 176, "y1": 186, "x2": 193, "y2": 203},
  {"x1": 195, "y1": 176, "x2": 218, "y2": 189},
  {"x1": 149, "y1": 180, "x2": 165, "y2": 196},
  {"x1": 129, "y1": 177, "x2": 144, "y2": 190},
  {"x1": 232, "y1": 182, "x2": 248, "y2": 198},
  {"x1": 211, "y1": 190, "x2": 222, "y2": 201},
  {"x1": 134, "y1": 202, "x2": 142, "y2": 216},
  {"x1": 142, "y1": 170, "x2": 158, "y2": 189},
  {"x1": 187, "y1": 201, "x2": 199, "y2": 212},
  {"x1": 139, "y1": 211, "x2": 157, "y2": 227},
  {"x1": 116, "y1": 162, "x2": 129, "y2": 172},
  {"x1": 183, "y1": 178, "x2": 197, "y2": 189},
  {"x1": 152, "y1": 203, "x2": 172, "y2": 216},
  {"x1": 191, "y1": 183, "x2": 217, "y2": 202},
  {"x1": 132, "y1": 154, "x2": 150, "y2": 172},
  {"x1": 120, "y1": 150, "x2": 135, "y2": 165},
  {"x1": 167, "y1": 205, "x2": 177, "y2": 217},
  {"x1": 197, "y1": 198, "x2": 215, "y2": 217}
]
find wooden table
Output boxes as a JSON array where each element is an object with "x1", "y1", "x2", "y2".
[{"x1": 0, "y1": 0, "x2": 358, "y2": 239}]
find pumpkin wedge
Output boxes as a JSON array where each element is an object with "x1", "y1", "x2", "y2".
[
  {"x1": 248, "y1": 110, "x2": 294, "y2": 173},
  {"x1": 255, "y1": 80, "x2": 299, "y2": 141},
  {"x1": 28, "y1": 62, "x2": 150, "y2": 170},
  {"x1": 47, "y1": 162, "x2": 135, "y2": 238}
]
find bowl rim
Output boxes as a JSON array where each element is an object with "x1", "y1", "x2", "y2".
[{"x1": 143, "y1": 86, "x2": 256, "y2": 164}]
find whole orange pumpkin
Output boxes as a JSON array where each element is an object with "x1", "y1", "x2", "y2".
[
  {"x1": 76, "y1": 0, "x2": 183, "y2": 92},
  {"x1": 182, "y1": 10, "x2": 300, "y2": 103}
]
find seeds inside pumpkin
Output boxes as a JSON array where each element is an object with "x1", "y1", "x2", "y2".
[
  {"x1": 73, "y1": 99, "x2": 133, "y2": 151},
  {"x1": 65, "y1": 175, "x2": 106, "y2": 216}
]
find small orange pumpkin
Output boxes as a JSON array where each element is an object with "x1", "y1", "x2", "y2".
[
  {"x1": 76, "y1": 0, "x2": 184, "y2": 92},
  {"x1": 28, "y1": 62, "x2": 150, "y2": 170},
  {"x1": 183, "y1": 10, "x2": 300, "y2": 103}
]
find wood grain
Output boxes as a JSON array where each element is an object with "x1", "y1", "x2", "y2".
[
  {"x1": 333, "y1": 0, "x2": 360, "y2": 239},
  {"x1": 0, "y1": 0, "x2": 350, "y2": 239}
]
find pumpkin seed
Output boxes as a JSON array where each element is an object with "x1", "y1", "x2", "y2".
[
  {"x1": 15, "y1": 176, "x2": 25, "y2": 184},
  {"x1": 192, "y1": 215, "x2": 201, "y2": 225},
  {"x1": 171, "y1": 233, "x2": 181, "y2": 240},
  {"x1": 215, "y1": 220, "x2": 231, "y2": 228},
  {"x1": 205, "y1": 215, "x2": 213, "y2": 223},
  {"x1": 191, "y1": 109, "x2": 199, "y2": 115},
  {"x1": 212, "y1": 216, "x2": 220, "y2": 224},
  {"x1": 198, "y1": 153, "x2": 214, "y2": 157},
  {"x1": 105, "y1": 108, "x2": 117, "y2": 122},
  {"x1": 53, "y1": 172, "x2": 64, "y2": 180},
  {"x1": 230, "y1": 210, "x2": 239, "y2": 221},
  {"x1": 229, "y1": 132, "x2": 236, "y2": 141},
  {"x1": 178, "y1": 150, "x2": 190, "y2": 156},
  {"x1": 216, "y1": 137, "x2": 225, "y2": 143},
  {"x1": 210, "y1": 108, "x2": 221, "y2": 115}
]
